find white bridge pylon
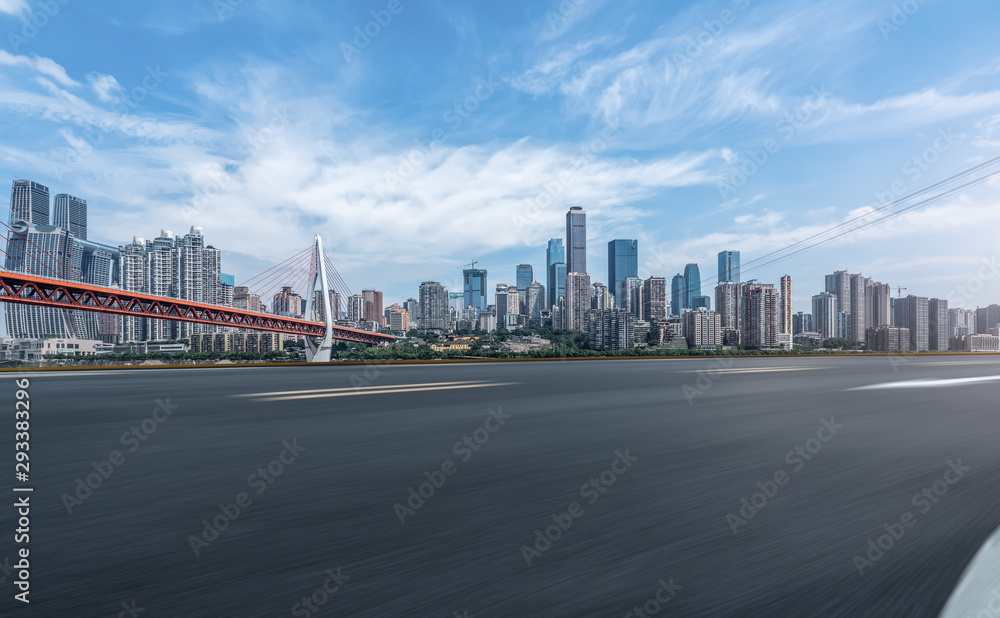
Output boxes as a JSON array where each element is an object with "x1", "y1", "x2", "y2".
[{"x1": 303, "y1": 234, "x2": 334, "y2": 362}]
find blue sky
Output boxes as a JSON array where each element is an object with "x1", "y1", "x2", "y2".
[{"x1": 2, "y1": 0, "x2": 1000, "y2": 312}]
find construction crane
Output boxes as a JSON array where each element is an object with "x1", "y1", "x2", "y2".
[
  {"x1": 465, "y1": 260, "x2": 478, "y2": 269},
  {"x1": 895, "y1": 286, "x2": 907, "y2": 298}
]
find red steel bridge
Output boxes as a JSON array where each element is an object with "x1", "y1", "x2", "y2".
[{"x1": 0, "y1": 232, "x2": 394, "y2": 361}]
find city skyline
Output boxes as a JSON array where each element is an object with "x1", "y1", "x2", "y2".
[{"x1": 1, "y1": 2, "x2": 999, "y2": 313}]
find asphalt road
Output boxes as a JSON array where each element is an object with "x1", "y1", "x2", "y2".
[{"x1": 2, "y1": 355, "x2": 1000, "y2": 617}]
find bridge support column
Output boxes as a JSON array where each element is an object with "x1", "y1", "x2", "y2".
[{"x1": 303, "y1": 235, "x2": 334, "y2": 363}]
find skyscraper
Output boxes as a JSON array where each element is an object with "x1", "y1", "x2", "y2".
[
  {"x1": 618, "y1": 276, "x2": 642, "y2": 320},
  {"x1": 9, "y1": 179, "x2": 49, "y2": 225},
  {"x1": 525, "y1": 281, "x2": 545, "y2": 321},
  {"x1": 607, "y1": 239, "x2": 638, "y2": 304},
  {"x1": 848, "y1": 274, "x2": 869, "y2": 343},
  {"x1": 495, "y1": 284, "x2": 513, "y2": 327},
  {"x1": 564, "y1": 272, "x2": 592, "y2": 331},
  {"x1": 592, "y1": 282, "x2": 611, "y2": 311},
  {"x1": 671, "y1": 274, "x2": 686, "y2": 316},
  {"x1": 548, "y1": 262, "x2": 567, "y2": 310},
  {"x1": 928, "y1": 298, "x2": 949, "y2": 351},
  {"x1": 5, "y1": 220, "x2": 78, "y2": 339},
  {"x1": 53, "y1": 194, "x2": 87, "y2": 240},
  {"x1": 362, "y1": 289, "x2": 384, "y2": 325},
  {"x1": 463, "y1": 268, "x2": 488, "y2": 313},
  {"x1": 565, "y1": 206, "x2": 586, "y2": 275},
  {"x1": 516, "y1": 264, "x2": 533, "y2": 292},
  {"x1": 546, "y1": 238, "x2": 564, "y2": 308},
  {"x1": 779, "y1": 275, "x2": 793, "y2": 334},
  {"x1": 896, "y1": 295, "x2": 929, "y2": 351},
  {"x1": 812, "y1": 292, "x2": 837, "y2": 338},
  {"x1": 683, "y1": 263, "x2": 701, "y2": 309},
  {"x1": 715, "y1": 281, "x2": 740, "y2": 331},
  {"x1": 718, "y1": 250, "x2": 740, "y2": 283},
  {"x1": 825, "y1": 271, "x2": 851, "y2": 314},
  {"x1": 418, "y1": 281, "x2": 448, "y2": 334},
  {"x1": 740, "y1": 280, "x2": 778, "y2": 349},
  {"x1": 642, "y1": 276, "x2": 667, "y2": 322},
  {"x1": 870, "y1": 282, "x2": 891, "y2": 328}
]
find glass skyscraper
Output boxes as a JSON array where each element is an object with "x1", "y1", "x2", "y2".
[
  {"x1": 515, "y1": 264, "x2": 533, "y2": 292},
  {"x1": 684, "y1": 263, "x2": 702, "y2": 310},
  {"x1": 671, "y1": 274, "x2": 685, "y2": 316},
  {"x1": 607, "y1": 239, "x2": 638, "y2": 304},
  {"x1": 565, "y1": 206, "x2": 586, "y2": 274},
  {"x1": 463, "y1": 268, "x2": 488, "y2": 312},
  {"x1": 9, "y1": 179, "x2": 49, "y2": 226},
  {"x1": 718, "y1": 250, "x2": 740, "y2": 283},
  {"x1": 546, "y1": 238, "x2": 565, "y2": 308},
  {"x1": 53, "y1": 194, "x2": 88, "y2": 240}
]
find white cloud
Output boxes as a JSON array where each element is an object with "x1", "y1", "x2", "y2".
[
  {"x1": 0, "y1": 0, "x2": 27, "y2": 17},
  {"x1": 0, "y1": 50, "x2": 80, "y2": 88},
  {"x1": 87, "y1": 73, "x2": 124, "y2": 103}
]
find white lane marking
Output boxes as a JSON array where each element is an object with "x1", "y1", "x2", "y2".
[
  {"x1": 938, "y1": 525, "x2": 1000, "y2": 618},
  {"x1": 681, "y1": 367, "x2": 824, "y2": 374},
  {"x1": 250, "y1": 382, "x2": 520, "y2": 401},
  {"x1": 233, "y1": 381, "x2": 479, "y2": 398},
  {"x1": 848, "y1": 375, "x2": 1000, "y2": 390}
]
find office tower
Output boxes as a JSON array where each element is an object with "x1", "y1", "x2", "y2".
[
  {"x1": 608, "y1": 239, "x2": 638, "y2": 303},
  {"x1": 671, "y1": 274, "x2": 686, "y2": 316},
  {"x1": 9, "y1": 179, "x2": 49, "y2": 225},
  {"x1": 642, "y1": 276, "x2": 667, "y2": 322},
  {"x1": 896, "y1": 295, "x2": 929, "y2": 351},
  {"x1": 53, "y1": 194, "x2": 87, "y2": 239},
  {"x1": 779, "y1": 275, "x2": 793, "y2": 334},
  {"x1": 418, "y1": 281, "x2": 448, "y2": 333},
  {"x1": 715, "y1": 282, "x2": 740, "y2": 331},
  {"x1": 586, "y1": 308, "x2": 634, "y2": 351},
  {"x1": 740, "y1": 280, "x2": 778, "y2": 349},
  {"x1": 564, "y1": 272, "x2": 592, "y2": 331},
  {"x1": 548, "y1": 262, "x2": 567, "y2": 310},
  {"x1": 975, "y1": 304, "x2": 1000, "y2": 334},
  {"x1": 792, "y1": 312, "x2": 813, "y2": 335},
  {"x1": 460, "y1": 268, "x2": 487, "y2": 313},
  {"x1": 565, "y1": 206, "x2": 587, "y2": 274},
  {"x1": 618, "y1": 276, "x2": 643, "y2": 320},
  {"x1": 718, "y1": 250, "x2": 740, "y2": 283},
  {"x1": 347, "y1": 294, "x2": 365, "y2": 322},
  {"x1": 546, "y1": 239, "x2": 565, "y2": 308},
  {"x1": 591, "y1": 282, "x2": 610, "y2": 311},
  {"x1": 495, "y1": 283, "x2": 512, "y2": 325},
  {"x1": 683, "y1": 308, "x2": 722, "y2": 348},
  {"x1": 870, "y1": 282, "x2": 891, "y2": 328},
  {"x1": 525, "y1": 281, "x2": 545, "y2": 321},
  {"x1": 812, "y1": 292, "x2": 836, "y2": 338},
  {"x1": 928, "y1": 298, "x2": 949, "y2": 351},
  {"x1": 692, "y1": 295, "x2": 711, "y2": 310},
  {"x1": 516, "y1": 264, "x2": 533, "y2": 293},
  {"x1": 362, "y1": 289, "x2": 384, "y2": 325},
  {"x1": 683, "y1": 264, "x2": 702, "y2": 309}
]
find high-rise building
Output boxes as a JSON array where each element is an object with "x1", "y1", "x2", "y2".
[
  {"x1": 975, "y1": 304, "x2": 1000, "y2": 334},
  {"x1": 548, "y1": 262, "x2": 567, "y2": 310},
  {"x1": 362, "y1": 289, "x2": 384, "y2": 325},
  {"x1": 792, "y1": 312, "x2": 813, "y2": 336},
  {"x1": 870, "y1": 282, "x2": 891, "y2": 328},
  {"x1": 546, "y1": 239, "x2": 565, "y2": 308},
  {"x1": 618, "y1": 276, "x2": 643, "y2": 320},
  {"x1": 347, "y1": 294, "x2": 365, "y2": 322},
  {"x1": 718, "y1": 250, "x2": 740, "y2": 283},
  {"x1": 928, "y1": 298, "x2": 949, "y2": 351},
  {"x1": 683, "y1": 263, "x2": 701, "y2": 310},
  {"x1": 516, "y1": 264, "x2": 533, "y2": 293},
  {"x1": 591, "y1": 282, "x2": 611, "y2": 311},
  {"x1": 683, "y1": 308, "x2": 722, "y2": 348},
  {"x1": 812, "y1": 292, "x2": 837, "y2": 339},
  {"x1": 506, "y1": 286, "x2": 523, "y2": 317},
  {"x1": 896, "y1": 295, "x2": 929, "y2": 351},
  {"x1": 607, "y1": 239, "x2": 638, "y2": 304},
  {"x1": 825, "y1": 271, "x2": 851, "y2": 314},
  {"x1": 671, "y1": 274, "x2": 686, "y2": 316},
  {"x1": 779, "y1": 275, "x2": 793, "y2": 334},
  {"x1": 865, "y1": 326, "x2": 911, "y2": 352},
  {"x1": 5, "y1": 220, "x2": 78, "y2": 339},
  {"x1": 642, "y1": 276, "x2": 667, "y2": 323},
  {"x1": 566, "y1": 206, "x2": 586, "y2": 275},
  {"x1": 740, "y1": 280, "x2": 778, "y2": 349},
  {"x1": 848, "y1": 274, "x2": 870, "y2": 343},
  {"x1": 9, "y1": 179, "x2": 49, "y2": 225},
  {"x1": 692, "y1": 295, "x2": 711, "y2": 311},
  {"x1": 525, "y1": 281, "x2": 545, "y2": 321},
  {"x1": 53, "y1": 194, "x2": 87, "y2": 240},
  {"x1": 388, "y1": 307, "x2": 409, "y2": 332},
  {"x1": 586, "y1": 308, "x2": 634, "y2": 351},
  {"x1": 715, "y1": 282, "x2": 740, "y2": 331},
  {"x1": 495, "y1": 283, "x2": 513, "y2": 326},
  {"x1": 949, "y1": 307, "x2": 976, "y2": 337},
  {"x1": 273, "y1": 287, "x2": 304, "y2": 317},
  {"x1": 564, "y1": 272, "x2": 592, "y2": 331},
  {"x1": 418, "y1": 281, "x2": 448, "y2": 334}
]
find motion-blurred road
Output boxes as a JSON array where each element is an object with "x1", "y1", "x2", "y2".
[{"x1": 2, "y1": 355, "x2": 1000, "y2": 616}]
